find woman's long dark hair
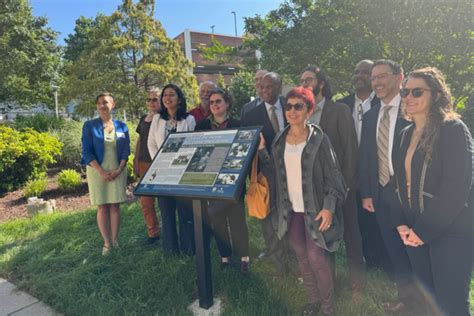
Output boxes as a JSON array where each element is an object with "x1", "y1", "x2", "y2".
[
  {"x1": 404, "y1": 67, "x2": 459, "y2": 161},
  {"x1": 159, "y1": 84, "x2": 189, "y2": 121}
]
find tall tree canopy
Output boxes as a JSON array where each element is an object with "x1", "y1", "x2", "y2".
[
  {"x1": 62, "y1": 0, "x2": 198, "y2": 117},
  {"x1": 0, "y1": 0, "x2": 61, "y2": 106},
  {"x1": 244, "y1": 0, "x2": 473, "y2": 104}
]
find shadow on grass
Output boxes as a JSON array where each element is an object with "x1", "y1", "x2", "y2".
[{"x1": 0, "y1": 204, "x2": 300, "y2": 315}]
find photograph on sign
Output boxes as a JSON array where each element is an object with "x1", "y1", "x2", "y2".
[{"x1": 134, "y1": 127, "x2": 262, "y2": 201}]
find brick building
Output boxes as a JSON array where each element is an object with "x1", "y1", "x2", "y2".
[{"x1": 174, "y1": 29, "x2": 250, "y2": 85}]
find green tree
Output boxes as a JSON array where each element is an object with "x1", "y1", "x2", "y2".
[
  {"x1": 244, "y1": 0, "x2": 473, "y2": 103},
  {"x1": 62, "y1": 0, "x2": 198, "y2": 117},
  {"x1": 229, "y1": 71, "x2": 255, "y2": 118},
  {"x1": 0, "y1": 0, "x2": 61, "y2": 106}
]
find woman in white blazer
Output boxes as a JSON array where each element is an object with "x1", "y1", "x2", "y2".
[{"x1": 147, "y1": 84, "x2": 196, "y2": 255}]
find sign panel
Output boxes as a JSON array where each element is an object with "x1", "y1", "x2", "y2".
[{"x1": 134, "y1": 127, "x2": 262, "y2": 201}]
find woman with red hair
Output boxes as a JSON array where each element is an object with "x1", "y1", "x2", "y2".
[{"x1": 259, "y1": 87, "x2": 346, "y2": 316}]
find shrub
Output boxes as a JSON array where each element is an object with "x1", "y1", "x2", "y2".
[
  {"x1": 229, "y1": 71, "x2": 255, "y2": 118},
  {"x1": 49, "y1": 120, "x2": 83, "y2": 168},
  {"x1": 57, "y1": 169, "x2": 82, "y2": 192},
  {"x1": 24, "y1": 177, "x2": 48, "y2": 198},
  {"x1": 0, "y1": 126, "x2": 62, "y2": 193},
  {"x1": 12, "y1": 114, "x2": 66, "y2": 132}
]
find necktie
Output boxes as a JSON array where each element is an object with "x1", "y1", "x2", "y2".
[
  {"x1": 270, "y1": 105, "x2": 280, "y2": 133},
  {"x1": 377, "y1": 105, "x2": 392, "y2": 186},
  {"x1": 357, "y1": 103, "x2": 363, "y2": 122}
]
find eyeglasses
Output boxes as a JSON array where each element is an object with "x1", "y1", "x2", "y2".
[
  {"x1": 354, "y1": 69, "x2": 371, "y2": 75},
  {"x1": 147, "y1": 98, "x2": 159, "y2": 102},
  {"x1": 400, "y1": 87, "x2": 431, "y2": 98},
  {"x1": 370, "y1": 72, "x2": 394, "y2": 81},
  {"x1": 284, "y1": 103, "x2": 306, "y2": 111},
  {"x1": 300, "y1": 77, "x2": 315, "y2": 85}
]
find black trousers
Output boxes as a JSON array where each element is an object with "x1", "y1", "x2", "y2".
[
  {"x1": 207, "y1": 199, "x2": 249, "y2": 258},
  {"x1": 375, "y1": 183, "x2": 416, "y2": 305},
  {"x1": 357, "y1": 190, "x2": 392, "y2": 273},
  {"x1": 406, "y1": 234, "x2": 473, "y2": 316}
]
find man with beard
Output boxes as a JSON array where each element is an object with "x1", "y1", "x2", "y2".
[
  {"x1": 359, "y1": 59, "x2": 415, "y2": 313},
  {"x1": 300, "y1": 66, "x2": 364, "y2": 302},
  {"x1": 189, "y1": 81, "x2": 217, "y2": 124},
  {"x1": 338, "y1": 60, "x2": 390, "y2": 275}
]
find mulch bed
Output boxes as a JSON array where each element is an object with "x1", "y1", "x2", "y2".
[{"x1": 0, "y1": 167, "x2": 137, "y2": 223}]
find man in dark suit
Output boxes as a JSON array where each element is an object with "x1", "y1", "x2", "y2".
[
  {"x1": 240, "y1": 69, "x2": 268, "y2": 118},
  {"x1": 338, "y1": 60, "x2": 390, "y2": 275},
  {"x1": 301, "y1": 66, "x2": 364, "y2": 302},
  {"x1": 359, "y1": 59, "x2": 414, "y2": 312},
  {"x1": 241, "y1": 72, "x2": 292, "y2": 275}
]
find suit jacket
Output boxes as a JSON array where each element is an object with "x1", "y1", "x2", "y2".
[
  {"x1": 337, "y1": 93, "x2": 379, "y2": 114},
  {"x1": 319, "y1": 100, "x2": 358, "y2": 190},
  {"x1": 392, "y1": 120, "x2": 473, "y2": 243},
  {"x1": 241, "y1": 96, "x2": 287, "y2": 153},
  {"x1": 358, "y1": 99, "x2": 410, "y2": 207},
  {"x1": 240, "y1": 97, "x2": 260, "y2": 119}
]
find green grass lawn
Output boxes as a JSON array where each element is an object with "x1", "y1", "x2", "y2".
[{"x1": 0, "y1": 203, "x2": 472, "y2": 315}]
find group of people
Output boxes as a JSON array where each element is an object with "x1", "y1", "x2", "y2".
[{"x1": 80, "y1": 58, "x2": 473, "y2": 316}]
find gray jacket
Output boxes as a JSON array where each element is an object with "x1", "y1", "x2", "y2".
[{"x1": 259, "y1": 124, "x2": 347, "y2": 252}]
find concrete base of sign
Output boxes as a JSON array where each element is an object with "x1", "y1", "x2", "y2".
[
  {"x1": 26, "y1": 198, "x2": 56, "y2": 217},
  {"x1": 187, "y1": 298, "x2": 222, "y2": 316}
]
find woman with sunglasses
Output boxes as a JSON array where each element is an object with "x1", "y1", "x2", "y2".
[
  {"x1": 133, "y1": 88, "x2": 161, "y2": 245},
  {"x1": 148, "y1": 84, "x2": 196, "y2": 255},
  {"x1": 195, "y1": 87, "x2": 250, "y2": 274},
  {"x1": 258, "y1": 87, "x2": 346, "y2": 316},
  {"x1": 392, "y1": 67, "x2": 473, "y2": 315}
]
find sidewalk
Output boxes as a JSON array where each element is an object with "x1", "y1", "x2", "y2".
[{"x1": 0, "y1": 278, "x2": 61, "y2": 316}]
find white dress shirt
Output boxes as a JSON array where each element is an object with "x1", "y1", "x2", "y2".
[
  {"x1": 353, "y1": 91, "x2": 375, "y2": 145},
  {"x1": 265, "y1": 98, "x2": 284, "y2": 131},
  {"x1": 376, "y1": 94, "x2": 401, "y2": 176}
]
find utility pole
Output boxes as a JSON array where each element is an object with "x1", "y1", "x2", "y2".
[
  {"x1": 52, "y1": 85, "x2": 59, "y2": 118},
  {"x1": 231, "y1": 11, "x2": 237, "y2": 37}
]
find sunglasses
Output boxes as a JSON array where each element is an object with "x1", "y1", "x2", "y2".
[
  {"x1": 147, "y1": 98, "x2": 159, "y2": 102},
  {"x1": 284, "y1": 103, "x2": 306, "y2": 111},
  {"x1": 400, "y1": 88, "x2": 431, "y2": 98}
]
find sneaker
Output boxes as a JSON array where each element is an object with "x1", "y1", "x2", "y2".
[
  {"x1": 145, "y1": 236, "x2": 160, "y2": 245},
  {"x1": 240, "y1": 261, "x2": 250, "y2": 275}
]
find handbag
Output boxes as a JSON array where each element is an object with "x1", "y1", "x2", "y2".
[{"x1": 245, "y1": 152, "x2": 270, "y2": 219}]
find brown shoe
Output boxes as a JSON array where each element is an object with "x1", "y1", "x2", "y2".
[{"x1": 382, "y1": 301, "x2": 406, "y2": 313}]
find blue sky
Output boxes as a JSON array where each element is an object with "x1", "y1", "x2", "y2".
[{"x1": 31, "y1": 0, "x2": 283, "y2": 44}]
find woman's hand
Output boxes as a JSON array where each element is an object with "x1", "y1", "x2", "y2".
[
  {"x1": 405, "y1": 229, "x2": 424, "y2": 247},
  {"x1": 396, "y1": 225, "x2": 410, "y2": 244},
  {"x1": 108, "y1": 168, "x2": 123, "y2": 181},
  {"x1": 98, "y1": 167, "x2": 112, "y2": 181},
  {"x1": 315, "y1": 209, "x2": 333, "y2": 232},
  {"x1": 258, "y1": 133, "x2": 266, "y2": 150}
]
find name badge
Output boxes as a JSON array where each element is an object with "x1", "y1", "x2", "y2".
[{"x1": 116, "y1": 132, "x2": 125, "y2": 138}]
